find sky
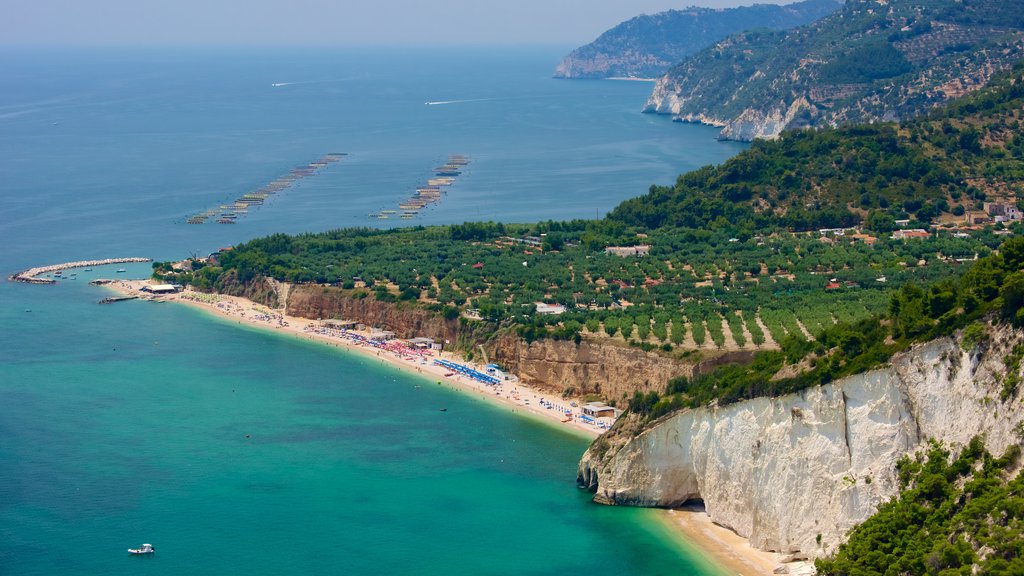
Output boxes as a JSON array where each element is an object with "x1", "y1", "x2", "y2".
[{"x1": 3, "y1": 0, "x2": 792, "y2": 47}]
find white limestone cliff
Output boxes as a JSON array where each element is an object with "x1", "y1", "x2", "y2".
[
  {"x1": 644, "y1": 75, "x2": 814, "y2": 140},
  {"x1": 578, "y1": 323, "x2": 1024, "y2": 558}
]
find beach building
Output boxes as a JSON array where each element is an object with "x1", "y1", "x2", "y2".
[
  {"x1": 582, "y1": 402, "x2": 618, "y2": 418},
  {"x1": 370, "y1": 329, "x2": 395, "y2": 340},
  {"x1": 408, "y1": 337, "x2": 442, "y2": 351},
  {"x1": 141, "y1": 284, "x2": 179, "y2": 294},
  {"x1": 485, "y1": 364, "x2": 511, "y2": 381}
]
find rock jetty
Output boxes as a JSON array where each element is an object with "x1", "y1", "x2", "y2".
[{"x1": 8, "y1": 258, "x2": 152, "y2": 284}]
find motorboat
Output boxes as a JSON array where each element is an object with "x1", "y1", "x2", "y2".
[{"x1": 128, "y1": 543, "x2": 155, "y2": 555}]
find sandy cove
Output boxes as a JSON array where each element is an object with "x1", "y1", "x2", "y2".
[{"x1": 103, "y1": 278, "x2": 796, "y2": 576}]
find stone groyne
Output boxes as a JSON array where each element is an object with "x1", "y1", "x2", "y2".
[{"x1": 8, "y1": 258, "x2": 152, "y2": 284}]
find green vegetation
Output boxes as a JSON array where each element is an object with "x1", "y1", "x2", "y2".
[
  {"x1": 620, "y1": 65, "x2": 1024, "y2": 234},
  {"x1": 630, "y1": 236, "x2": 1024, "y2": 413},
  {"x1": 554, "y1": 0, "x2": 841, "y2": 79},
  {"x1": 158, "y1": 216, "x2": 1004, "y2": 358},
  {"x1": 816, "y1": 438, "x2": 1024, "y2": 576},
  {"x1": 649, "y1": 0, "x2": 1024, "y2": 138}
]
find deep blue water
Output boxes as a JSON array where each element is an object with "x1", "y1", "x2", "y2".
[{"x1": 0, "y1": 46, "x2": 746, "y2": 575}]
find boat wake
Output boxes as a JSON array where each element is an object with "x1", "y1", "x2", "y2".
[
  {"x1": 271, "y1": 77, "x2": 358, "y2": 88},
  {"x1": 424, "y1": 98, "x2": 499, "y2": 106}
]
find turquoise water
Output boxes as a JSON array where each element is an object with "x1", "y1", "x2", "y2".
[{"x1": 0, "y1": 47, "x2": 744, "y2": 575}]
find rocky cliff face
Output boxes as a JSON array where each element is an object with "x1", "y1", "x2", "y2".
[
  {"x1": 286, "y1": 285, "x2": 462, "y2": 343},
  {"x1": 579, "y1": 323, "x2": 1024, "y2": 557},
  {"x1": 283, "y1": 284, "x2": 712, "y2": 399},
  {"x1": 489, "y1": 335, "x2": 721, "y2": 400}
]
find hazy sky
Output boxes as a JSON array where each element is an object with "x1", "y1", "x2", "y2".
[{"x1": 3, "y1": 0, "x2": 791, "y2": 46}]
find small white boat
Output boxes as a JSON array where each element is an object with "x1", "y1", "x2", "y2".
[
  {"x1": 128, "y1": 543, "x2": 155, "y2": 555},
  {"x1": 116, "y1": 268, "x2": 126, "y2": 273}
]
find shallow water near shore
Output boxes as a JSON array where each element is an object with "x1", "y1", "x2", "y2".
[{"x1": 0, "y1": 47, "x2": 743, "y2": 575}]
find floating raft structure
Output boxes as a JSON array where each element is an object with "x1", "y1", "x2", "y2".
[
  {"x1": 187, "y1": 152, "x2": 347, "y2": 225},
  {"x1": 374, "y1": 154, "x2": 469, "y2": 222}
]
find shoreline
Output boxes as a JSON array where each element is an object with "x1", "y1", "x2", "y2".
[
  {"x1": 102, "y1": 279, "x2": 607, "y2": 439},
  {"x1": 656, "y1": 505, "x2": 811, "y2": 576},
  {"x1": 95, "y1": 276, "x2": 795, "y2": 575}
]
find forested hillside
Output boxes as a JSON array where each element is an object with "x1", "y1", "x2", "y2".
[
  {"x1": 617, "y1": 65, "x2": 1024, "y2": 232},
  {"x1": 644, "y1": 0, "x2": 1024, "y2": 140},
  {"x1": 816, "y1": 439, "x2": 1024, "y2": 575},
  {"x1": 552, "y1": 0, "x2": 840, "y2": 79}
]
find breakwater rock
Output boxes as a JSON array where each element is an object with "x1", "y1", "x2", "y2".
[
  {"x1": 9, "y1": 258, "x2": 151, "y2": 284},
  {"x1": 578, "y1": 322, "x2": 1024, "y2": 557}
]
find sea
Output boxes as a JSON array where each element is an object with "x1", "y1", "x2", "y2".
[{"x1": 0, "y1": 46, "x2": 747, "y2": 575}]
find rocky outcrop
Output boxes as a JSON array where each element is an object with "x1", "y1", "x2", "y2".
[
  {"x1": 214, "y1": 269, "x2": 280, "y2": 308},
  {"x1": 490, "y1": 335, "x2": 705, "y2": 400},
  {"x1": 579, "y1": 322, "x2": 1024, "y2": 557},
  {"x1": 286, "y1": 285, "x2": 462, "y2": 343}
]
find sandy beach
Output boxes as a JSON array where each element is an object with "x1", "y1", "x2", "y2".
[
  {"x1": 659, "y1": 505, "x2": 812, "y2": 576},
  {"x1": 102, "y1": 280, "x2": 610, "y2": 438},
  {"x1": 99, "y1": 278, "x2": 796, "y2": 575}
]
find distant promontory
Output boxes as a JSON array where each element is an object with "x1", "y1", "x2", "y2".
[{"x1": 553, "y1": 0, "x2": 842, "y2": 80}]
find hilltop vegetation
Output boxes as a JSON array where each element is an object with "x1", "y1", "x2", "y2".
[
  {"x1": 617, "y1": 65, "x2": 1024, "y2": 233},
  {"x1": 816, "y1": 439, "x2": 1024, "y2": 576},
  {"x1": 629, "y1": 235, "x2": 1024, "y2": 417},
  {"x1": 644, "y1": 0, "x2": 1024, "y2": 140},
  {"x1": 552, "y1": 0, "x2": 840, "y2": 79}
]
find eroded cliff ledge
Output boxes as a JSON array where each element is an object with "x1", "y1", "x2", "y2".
[
  {"x1": 578, "y1": 323, "x2": 1024, "y2": 557},
  {"x1": 282, "y1": 284, "x2": 720, "y2": 400}
]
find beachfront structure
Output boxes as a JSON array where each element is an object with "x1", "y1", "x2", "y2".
[
  {"x1": 485, "y1": 364, "x2": 508, "y2": 381},
  {"x1": 408, "y1": 337, "x2": 442, "y2": 350},
  {"x1": 582, "y1": 402, "x2": 618, "y2": 418},
  {"x1": 370, "y1": 329, "x2": 396, "y2": 341},
  {"x1": 141, "y1": 284, "x2": 179, "y2": 294}
]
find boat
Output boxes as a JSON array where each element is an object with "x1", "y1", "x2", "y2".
[
  {"x1": 116, "y1": 268, "x2": 126, "y2": 273},
  {"x1": 84, "y1": 268, "x2": 92, "y2": 271},
  {"x1": 128, "y1": 543, "x2": 155, "y2": 555}
]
